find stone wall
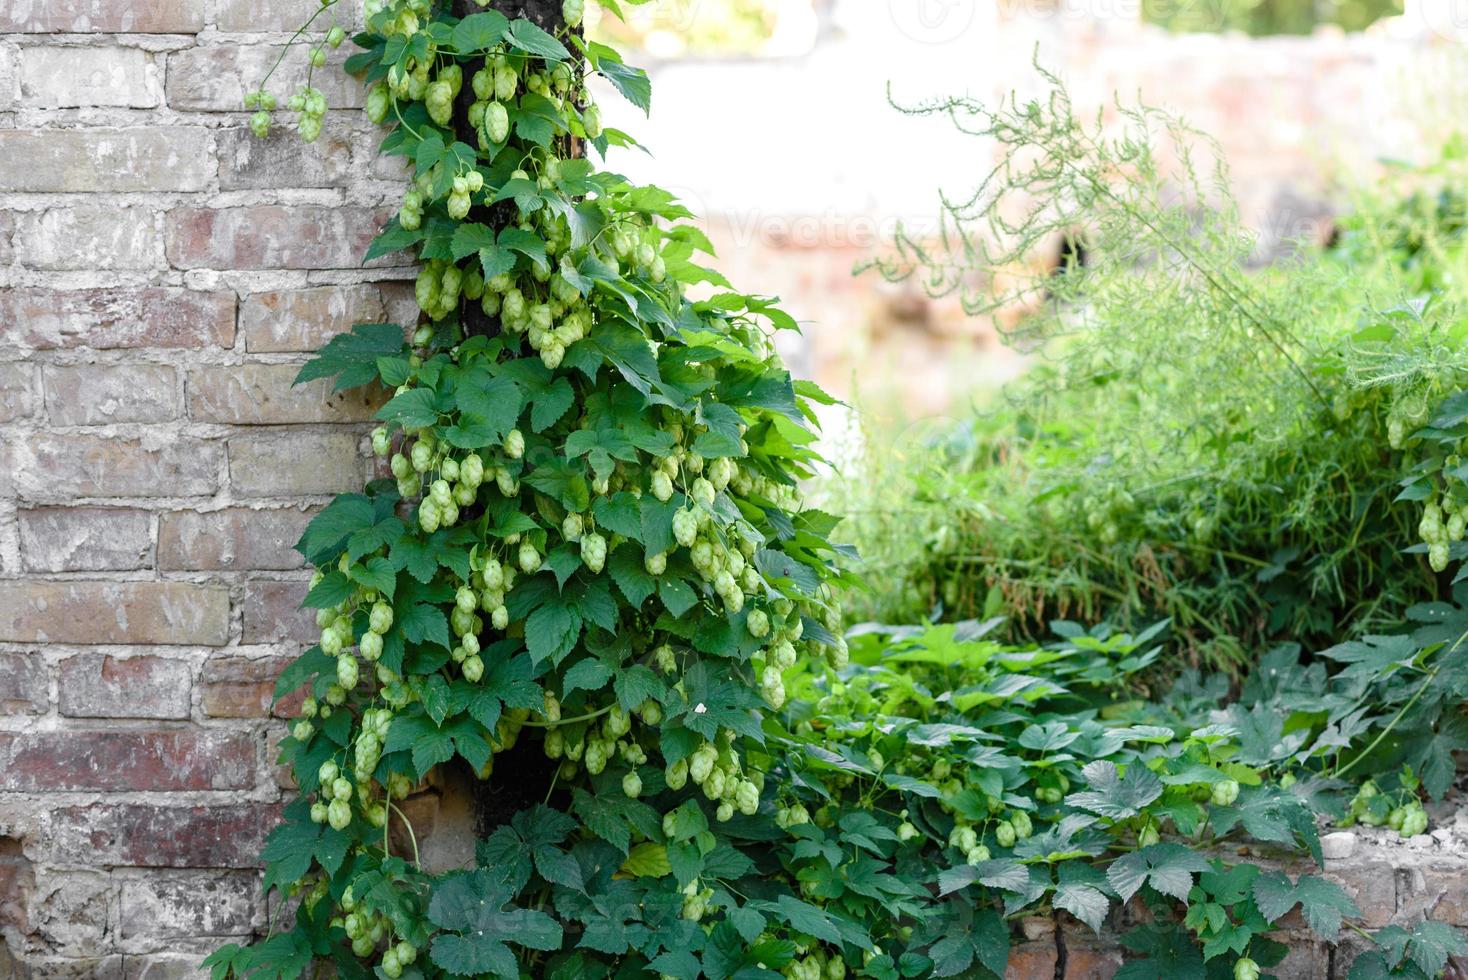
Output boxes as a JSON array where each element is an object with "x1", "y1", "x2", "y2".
[{"x1": 0, "y1": 1, "x2": 411, "y2": 974}]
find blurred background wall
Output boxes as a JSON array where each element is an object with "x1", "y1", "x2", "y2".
[{"x1": 590, "y1": 0, "x2": 1468, "y2": 421}]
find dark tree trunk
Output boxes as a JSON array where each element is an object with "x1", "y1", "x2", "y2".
[
  {"x1": 450, "y1": 0, "x2": 572, "y2": 342},
  {"x1": 447, "y1": 0, "x2": 577, "y2": 839}
]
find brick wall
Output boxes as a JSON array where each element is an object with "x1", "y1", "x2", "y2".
[{"x1": 0, "y1": 2, "x2": 414, "y2": 974}]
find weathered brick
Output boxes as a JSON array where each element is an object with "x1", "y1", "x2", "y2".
[
  {"x1": 0, "y1": 729, "x2": 254, "y2": 791},
  {"x1": 217, "y1": 117, "x2": 354, "y2": 190},
  {"x1": 215, "y1": 0, "x2": 363, "y2": 32},
  {"x1": 119, "y1": 871, "x2": 260, "y2": 949},
  {"x1": 0, "y1": 44, "x2": 13, "y2": 114},
  {"x1": 43, "y1": 364, "x2": 179, "y2": 425},
  {"x1": 200, "y1": 655, "x2": 298, "y2": 718},
  {"x1": 0, "y1": 0, "x2": 202, "y2": 31},
  {"x1": 158, "y1": 507, "x2": 310, "y2": 570},
  {"x1": 10, "y1": 433, "x2": 221, "y2": 499},
  {"x1": 15, "y1": 208, "x2": 159, "y2": 272},
  {"x1": 1269, "y1": 935, "x2": 1329, "y2": 979},
  {"x1": 19, "y1": 507, "x2": 154, "y2": 573},
  {"x1": 1396, "y1": 865, "x2": 1468, "y2": 926},
  {"x1": 0, "y1": 581, "x2": 230, "y2": 645},
  {"x1": 166, "y1": 44, "x2": 364, "y2": 111},
  {"x1": 0, "y1": 362, "x2": 38, "y2": 422},
  {"x1": 188, "y1": 364, "x2": 383, "y2": 424},
  {"x1": 240, "y1": 283, "x2": 413, "y2": 353},
  {"x1": 0, "y1": 288, "x2": 236, "y2": 351},
  {"x1": 46, "y1": 804, "x2": 281, "y2": 869},
  {"x1": 0, "y1": 129, "x2": 210, "y2": 193},
  {"x1": 17, "y1": 47, "x2": 158, "y2": 108},
  {"x1": 0, "y1": 833, "x2": 36, "y2": 934},
  {"x1": 1324, "y1": 863, "x2": 1396, "y2": 927},
  {"x1": 0, "y1": 211, "x2": 14, "y2": 267},
  {"x1": 0, "y1": 651, "x2": 49, "y2": 714},
  {"x1": 14, "y1": 954, "x2": 124, "y2": 979},
  {"x1": 124, "y1": 952, "x2": 216, "y2": 980},
  {"x1": 227, "y1": 428, "x2": 366, "y2": 497},
  {"x1": 29, "y1": 870, "x2": 114, "y2": 957},
  {"x1": 166, "y1": 205, "x2": 384, "y2": 270},
  {"x1": 58, "y1": 654, "x2": 193, "y2": 720},
  {"x1": 241, "y1": 579, "x2": 314, "y2": 645}
]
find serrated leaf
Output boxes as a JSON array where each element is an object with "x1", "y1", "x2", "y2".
[
  {"x1": 608, "y1": 546, "x2": 656, "y2": 607},
  {"x1": 1066, "y1": 760, "x2": 1164, "y2": 820},
  {"x1": 1055, "y1": 879, "x2": 1111, "y2": 933},
  {"x1": 525, "y1": 601, "x2": 581, "y2": 664},
  {"x1": 614, "y1": 664, "x2": 664, "y2": 710},
  {"x1": 505, "y1": 17, "x2": 571, "y2": 61},
  {"x1": 563, "y1": 657, "x2": 612, "y2": 695},
  {"x1": 619, "y1": 842, "x2": 671, "y2": 878},
  {"x1": 450, "y1": 10, "x2": 509, "y2": 51},
  {"x1": 1106, "y1": 844, "x2": 1210, "y2": 904},
  {"x1": 376, "y1": 386, "x2": 439, "y2": 428},
  {"x1": 1251, "y1": 872, "x2": 1359, "y2": 940}
]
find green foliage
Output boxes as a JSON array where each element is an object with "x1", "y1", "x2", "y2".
[
  {"x1": 211, "y1": 12, "x2": 1468, "y2": 980},
  {"x1": 1141, "y1": 0, "x2": 1399, "y2": 37},
  {"x1": 853, "y1": 75, "x2": 1468, "y2": 672}
]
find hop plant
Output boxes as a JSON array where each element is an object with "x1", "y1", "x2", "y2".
[{"x1": 224, "y1": 3, "x2": 852, "y2": 978}]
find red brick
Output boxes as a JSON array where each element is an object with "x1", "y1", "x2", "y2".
[
  {"x1": 0, "y1": 129, "x2": 211, "y2": 193},
  {"x1": 14, "y1": 955, "x2": 123, "y2": 978},
  {"x1": 47, "y1": 804, "x2": 282, "y2": 869},
  {"x1": 240, "y1": 284, "x2": 414, "y2": 353},
  {"x1": 158, "y1": 507, "x2": 311, "y2": 571},
  {"x1": 16, "y1": 207, "x2": 159, "y2": 271},
  {"x1": 119, "y1": 870, "x2": 261, "y2": 949},
  {"x1": 1006, "y1": 941, "x2": 1058, "y2": 979},
  {"x1": 188, "y1": 364, "x2": 384, "y2": 424},
  {"x1": 28, "y1": 870, "x2": 113, "y2": 957},
  {"x1": 215, "y1": 0, "x2": 364, "y2": 32},
  {"x1": 19, "y1": 507, "x2": 154, "y2": 572},
  {"x1": 227, "y1": 429, "x2": 367, "y2": 497},
  {"x1": 0, "y1": 0, "x2": 202, "y2": 31},
  {"x1": 0, "y1": 834, "x2": 35, "y2": 934},
  {"x1": 0, "y1": 729, "x2": 255, "y2": 791},
  {"x1": 0, "y1": 362, "x2": 38, "y2": 422},
  {"x1": 0, "y1": 212, "x2": 14, "y2": 266},
  {"x1": 0, "y1": 651, "x2": 49, "y2": 714},
  {"x1": 241, "y1": 580, "x2": 314, "y2": 645},
  {"x1": 166, "y1": 44, "x2": 364, "y2": 111},
  {"x1": 18, "y1": 46, "x2": 157, "y2": 109},
  {"x1": 200, "y1": 655, "x2": 298, "y2": 718},
  {"x1": 166, "y1": 206, "x2": 386, "y2": 271},
  {"x1": 0, "y1": 581, "x2": 230, "y2": 646},
  {"x1": 0, "y1": 288, "x2": 236, "y2": 350},
  {"x1": 43, "y1": 364, "x2": 179, "y2": 425},
  {"x1": 58, "y1": 654, "x2": 192, "y2": 720},
  {"x1": 11, "y1": 433, "x2": 221, "y2": 499},
  {"x1": 217, "y1": 117, "x2": 355, "y2": 191}
]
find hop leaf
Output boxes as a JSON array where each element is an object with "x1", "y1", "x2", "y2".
[
  {"x1": 1066, "y1": 760, "x2": 1164, "y2": 820},
  {"x1": 1251, "y1": 871, "x2": 1359, "y2": 940}
]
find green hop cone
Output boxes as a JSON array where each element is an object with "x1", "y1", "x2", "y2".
[
  {"x1": 1211, "y1": 779, "x2": 1240, "y2": 806},
  {"x1": 485, "y1": 101, "x2": 510, "y2": 144},
  {"x1": 1234, "y1": 958, "x2": 1260, "y2": 980}
]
